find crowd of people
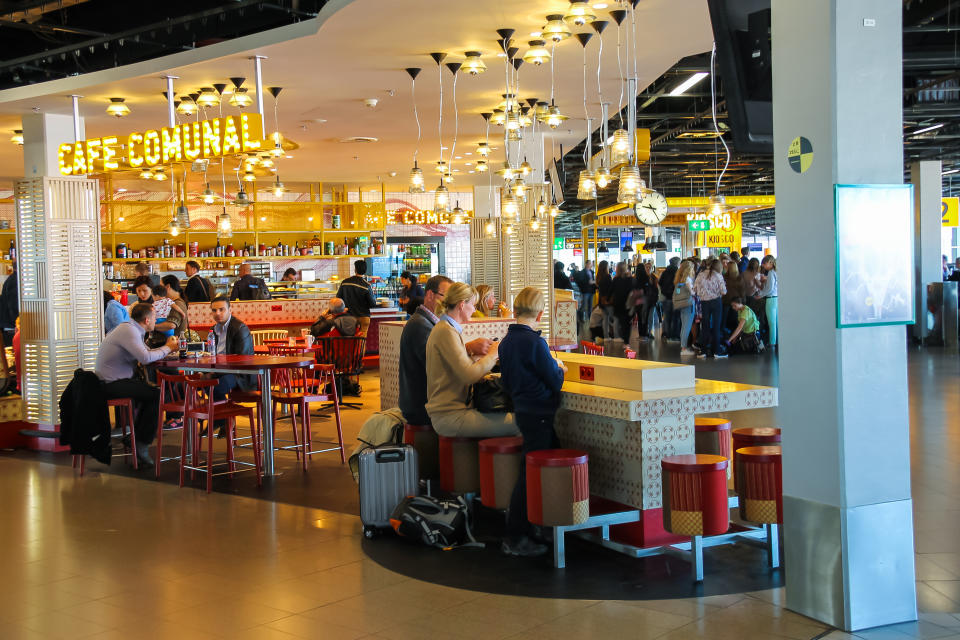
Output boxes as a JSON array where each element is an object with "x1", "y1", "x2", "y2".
[{"x1": 565, "y1": 246, "x2": 779, "y2": 358}]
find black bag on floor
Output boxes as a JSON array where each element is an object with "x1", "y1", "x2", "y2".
[
  {"x1": 389, "y1": 495, "x2": 483, "y2": 550},
  {"x1": 472, "y1": 373, "x2": 512, "y2": 413}
]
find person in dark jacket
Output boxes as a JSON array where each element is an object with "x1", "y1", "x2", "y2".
[
  {"x1": 553, "y1": 260, "x2": 572, "y2": 290},
  {"x1": 659, "y1": 257, "x2": 680, "y2": 341},
  {"x1": 209, "y1": 296, "x2": 255, "y2": 410},
  {"x1": 398, "y1": 271, "x2": 425, "y2": 316},
  {"x1": 184, "y1": 261, "x2": 214, "y2": 303},
  {"x1": 0, "y1": 262, "x2": 18, "y2": 346},
  {"x1": 596, "y1": 260, "x2": 614, "y2": 339},
  {"x1": 337, "y1": 260, "x2": 377, "y2": 335},
  {"x1": 310, "y1": 298, "x2": 359, "y2": 337},
  {"x1": 574, "y1": 260, "x2": 596, "y2": 332},
  {"x1": 230, "y1": 263, "x2": 271, "y2": 301},
  {"x1": 499, "y1": 286, "x2": 567, "y2": 557},
  {"x1": 611, "y1": 261, "x2": 635, "y2": 343}
]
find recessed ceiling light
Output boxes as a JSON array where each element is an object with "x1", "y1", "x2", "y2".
[
  {"x1": 116, "y1": 187, "x2": 127, "y2": 192},
  {"x1": 455, "y1": 155, "x2": 462, "y2": 159},
  {"x1": 465, "y1": 162, "x2": 472, "y2": 166},
  {"x1": 465, "y1": 152, "x2": 472, "y2": 156},
  {"x1": 440, "y1": 146, "x2": 449, "y2": 150},
  {"x1": 497, "y1": 52, "x2": 507, "y2": 58},
  {"x1": 530, "y1": 30, "x2": 543, "y2": 37},
  {"x1": 389, "y1": 171, "x2": 398, "y2": 177},
  {"x1": 592, "y1": 2, "x2": 608, "y2": 8},
  {"x1": 469, "y1": 170, "x2": 475, "y2": 174},
  {"x1": 285, "y1": 155, "x2": 294, "y2": 159}
]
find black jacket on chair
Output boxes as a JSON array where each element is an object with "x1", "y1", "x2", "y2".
[
  {"x1": 59, "y1": 369, "x2": 111, "y2": 464},
  {"x1": 213, "y1": 316, "x2": 256, "y2": 390}
]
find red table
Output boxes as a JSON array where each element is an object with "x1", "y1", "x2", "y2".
[{"x1": 160, "y1": 354, "x2": 315, "y2": 476}]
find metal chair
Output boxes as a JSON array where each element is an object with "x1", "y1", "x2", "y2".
[
  {"x1": 251, "y1": 329, "x2": 289, "y2": 346},
  {"x1": 580, "y1": 340, "x2": 603, "y2": 356},
  {"x1": 272, "y1": 361, "x2": 344, "y2": 469},
  {"x1": 154, "y1": 371, "x2": 188, "y2": 478},
  {"x1": 314, "y1": 336, "x2": 366, "y2": 409}
]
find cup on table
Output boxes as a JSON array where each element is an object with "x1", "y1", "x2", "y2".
[
  {"x1": 305, "y1": 334, "x2": 315, "y2": 348},
  {"x1": 301, "y1": 328, "x2": 310, "y2": 338}
]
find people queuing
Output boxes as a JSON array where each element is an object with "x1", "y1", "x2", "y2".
[{"x1": 337, "y1": 259, "x2": 377, "y2": 335}]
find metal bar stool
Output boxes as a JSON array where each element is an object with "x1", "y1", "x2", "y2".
[
  {"x1": 180, "y1": 378, "x2": 262, "y2": 493},
  {"x1": 72, "y1": 397, "x2": 137, "y2": 475},
  {"x1": 154, "y1": 371, "x2": 188, "y2": 478},
  {"x1": 580, "y1": 340, "x2": 603, "y2": 355}
]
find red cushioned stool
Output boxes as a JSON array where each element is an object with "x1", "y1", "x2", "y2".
[
  {"x1": 695, "y1": 418, "x2": 732, "y2": 478},
  {"x1": 735, "y1": 446, "x2": 782, "y2": 568},
  {"x1": 661, "y1": 454, "x2": 730, "y2": 582},
  {"x1": 731, "y1": 427, "x2": 781, "y2": 453},
  {"x1": 478, "y1": 436, "x2": 523, "y2": 509},
  {"x1": 404, "y1": 424, "x2": 439, "y2": 482},
  {"x1": 438, "y1": 435, "x2": 482, "y2": 494},
  {"x1": 526, "y1": 449, "x2": 589, "y2": 527}
]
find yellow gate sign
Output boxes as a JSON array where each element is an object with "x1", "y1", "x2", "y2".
[
  {"x1": 688, "y1": 211, "x2": 742, "y2": 249},
  {"x1": 943, "y1": 197, "x2": 959, "y2": 227}
]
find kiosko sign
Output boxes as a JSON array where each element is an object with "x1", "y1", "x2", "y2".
[{"x1": 58, "y1": 113, "x2": 264, "y2": 175}]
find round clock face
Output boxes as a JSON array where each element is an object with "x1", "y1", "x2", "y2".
[{"x1": 634, "y1": 190, "x2": 669, "y2": 225}]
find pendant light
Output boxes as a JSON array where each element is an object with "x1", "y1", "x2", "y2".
[
  {"x1": 523, "y1": 40, "x2": 551, "y2": 66},
  {"x1": 153, "y1": 167, "x2": 168, "y2": 181},
  {"x1": 175, "y1": 95, "x2": 197, "y2": 116},
  {"x1": 462, "y1": 51, "x2": 486, "y2": 75},
  {"x1": 595, "y1": 166, "x2": 611, "y2": 189},
  {"x1": 563, "y1": 0, "x2": 596, "y2": 26},
  {"x1": 267, "y1": 86, "x2": 284, "y2": 158},
  {"x1": 218, "y1": 206, "x2": 233, "y2": 238},
  {"x1": 543, "y1": 14, "x2": 572, "y2": 42},
  {"x1": 549, "y1": 202, "x2": 560, "y2": 217},
  {"x1": 405, "y1": 67, "x2": 424, "y2": 193},
  {"x1": 577, "y1": 169, "x2": 596, "y2": 200},
  {"x1": 576, "y1": 32, "x2": 596, "y2": 200},
  {"x1": 271, "y1": 176, "x2": 285, "y2": 197},
  {"x1": 477, "y1": 142, "x2": 491, "y2": 156},
  {"x1": 10, "y1": 129, "x2": 23, "y2": 145},
  {"x1": 452, "y1": 203, "x2": 465, "y2": 224},
  {"x1": 538, "y1": 38, "x2": 567, "y2": 130},
  {"x1": 176, "y1": 180, "x2": 191, "y2": 230},
  {"x1": 431, "y1": 52, "x2": 447, "y2": 198},
  {"x1": 519, "y1": 158, "x2": 532, "y2": 176},
  {"x1": 485, "y1": 220, "x2": 496, "y2": 236},
  {"x1": 434, "y1": 182, "x2": 451, "y2": 214},
  {"x1": 476, "y1": 160, "x2": 488, "y2": 172},
  {"x1": 228, "y1": 78, "x2": 253, "y2": 108},
  {"x1": 139, "y1": 168, "x2": 154, "y2": 180},
  {"x1": 617, "y1": 165, "x2": 643, "y2": 204},
  {"x1": 202, "y1": 183, "x2": 215, "y2": 204},
  {"x1": 235, "y1": 183, "x2": 250, "y2": 206},
  {"x1": 196, "y1": 87, "x2": 220, "y2": 109},
  {"x1": 242, "y1": 169, "x2": 257, "y2": 182},
  {"x1": 106, "y1": 97, "x2": 130, "y2": 118},
  {"x1": 501, "y1": 193, "x2": 519, "y2": 218},
  {"x1": 530, "y1": 207, "x2": 541, "y2": 232},
  {"x1": 610, "y1": 129, "x2": 631, "y2": 165}
]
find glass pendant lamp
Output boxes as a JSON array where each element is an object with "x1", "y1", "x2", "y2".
[
  {"x1": 577, "y1": 169, "x2": 596, "y2": 199},
  {"x1": 610, "y1": 129, "x2": 631, "y2": 165}
]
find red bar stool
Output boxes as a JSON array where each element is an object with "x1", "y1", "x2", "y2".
[
  {"x1": 735, "y1": 446, "x2": 783, "y2": 568},
  {"x1": 478, "y1": 436, "x2": 523, "y2": 509},
  {"x1": 272, "y1": 363, "x2": 344, "y2": 471},
  {"x1": 731, "y1": 427, "x2": 781, "y2": 453},
  {"x1": 180, "y1": 378, "x2": 262, "y2": 493},
  {"x1": 580, "y1": 340, "x2": 603, "y2": 355},
  {"x1": 438, "y1": 435, "x2": 482, "y2": 494},
  {"x1": 661, "y1": 454, "x2": 730, "y2": 581},
  {"x1": 72, "y1": 397, "x2": 137, "y2": 475},
  {"x1": 695, "y1": 418, "x2": 733, "y2": 479},
  {"x1": 526, "y1": 449, "x2": 589, "y2": 527},
  {"x1": 404, "y1": 423, "x2": 439, "y2": 482},
  {"x1": 154, "y1": 372, "x2": 188, "y2": 478}
]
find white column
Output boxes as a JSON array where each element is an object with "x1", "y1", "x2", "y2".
[
  {"x1": 22, "y1": 113, "x2": 82, "y2": 178},
  {"x1": 911, "y1": 160, "x2": 942, "y2": 341},
  {"x1": 773, "y1": 0, "x2": 916, "y2": 631}
]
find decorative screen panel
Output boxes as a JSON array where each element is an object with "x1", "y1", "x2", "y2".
[
  {"x1": 15, "y1": 177, "x2": 102, "y2": 425},
  {"x1": 470, "y1": 219, "x2": 502, "y2": 304},
  {"x1": 498, "y1": 186, "x2": 555, "y2": 338}
]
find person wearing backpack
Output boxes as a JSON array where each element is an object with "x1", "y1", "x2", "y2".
[{"x1": 498, "y1": 287, "x2": 568, "y2": 557}]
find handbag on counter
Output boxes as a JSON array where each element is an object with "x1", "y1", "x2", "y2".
[{"x1": 472, "y1": 373, "x2": 513, "y2": 413}]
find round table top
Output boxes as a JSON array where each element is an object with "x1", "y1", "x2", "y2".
[
  {"x1": 254, "y1": 344, "x2": 322, "y2": 354},
  {"x1": 162, "y1": 354, "x2": 316, "y2": 370}
]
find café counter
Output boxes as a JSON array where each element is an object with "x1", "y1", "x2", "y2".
[{"x1": 378, "y1": 320, "x2": 778, "y2": 548}]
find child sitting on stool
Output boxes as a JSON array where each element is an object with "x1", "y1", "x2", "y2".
[{"x1": 498, "y1": 286, "x2": 568, "y2": 557}]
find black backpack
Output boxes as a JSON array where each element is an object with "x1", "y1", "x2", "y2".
[{"x1": 389, "y1": 495, "x2": 483, "y2": 550}]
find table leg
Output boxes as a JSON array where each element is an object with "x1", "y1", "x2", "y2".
[{"x1": 260, "y1": 369, "x2": 277, "y2": 476}]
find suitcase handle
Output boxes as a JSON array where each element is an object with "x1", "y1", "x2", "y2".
[{"x1": 375, "y1": 449, "x2": 405, "y2": 463}]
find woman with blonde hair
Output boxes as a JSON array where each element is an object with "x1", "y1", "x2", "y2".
[
  {"x1": 471, "y1": 284, "x2": 509, "y2": 318},
  {"x1": 425, "y1": 282, "x2": 518, "y2": 438},
  {"x1": 672, "y1": 260, "x2": 697, "y2": 355},
  {"x1": 758, "y1": 255, "x2": 778, "y2": 348}
]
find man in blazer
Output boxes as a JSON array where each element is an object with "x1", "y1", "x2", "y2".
[{"x1": 209, "y1": 296, "x2": 255, "y2": 412}]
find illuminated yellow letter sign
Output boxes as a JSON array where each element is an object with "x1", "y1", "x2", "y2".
[{"x1": 57, "y1": 113, "x2": 264, "y2": 175}]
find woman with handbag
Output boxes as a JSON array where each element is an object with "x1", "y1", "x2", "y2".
[
  {"x1": 672, "y1": 261, "x2": 697, "y2": 356},
  {"x1": 693, "y1": 258, "x2": 728, "y2": 358},
  {"x1": 425, "y1": 282, "x2": 519, "y2": 438}
]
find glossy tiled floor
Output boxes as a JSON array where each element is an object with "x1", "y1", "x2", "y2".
[{"x1": 0, "y1": 347, "x2": 958, "y2": 639}]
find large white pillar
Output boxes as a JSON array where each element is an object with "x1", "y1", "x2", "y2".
[
  {"x1": 773, "y1": 0, "x2": 916, "y2": 631},
  {"x1": 911, "y1": 160, "x2": 943, "y2": 341},
  {"x1": 22, "y1": 113, "x2": 81, "y2": 178}
]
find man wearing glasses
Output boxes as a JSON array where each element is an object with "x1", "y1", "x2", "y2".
[{"x1": 398, "y1": 275, "x2": 491, "y2": 427}]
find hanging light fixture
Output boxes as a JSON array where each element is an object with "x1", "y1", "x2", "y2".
[
  {"x1": 610, "y1": 128, "x2": 631, "y2": 165},
  {"x1": 617, "y1": 165, "x2": 643, "y2": 204},
  {"x1": 576, "y1": 32, "x2": 596, "y2": 200},
  {"x1": 202, "y1": 183, "x2": 215, "y2": 204},
  {"x1": 501, "y1": 193, "x2": 519, "y2": 218},
  {"x1": 511, "y1": 181, "x2": 527, "y2": 199},
  {"x1": 196, "y1": 87, "x2": 220, "y2": 108},
  {"x1": 475, "y1": 159, "x2": 488, "y2": 172},
  {"x1": 563, "y1": 0, "x2": 596, "y2": 26},
  {"x1": 153, "y1": 167, "x2": 168, "y2": 181},
  {"x1": 168, "y1": 216, "x2": 180, "y2": 237},
  {"x1": 595, "y1": 166, "x2": 612, "y2": 189},
  {"x1": 452, "y1": 203, "x2": 465, "y2": 224},
  {"x1": 434, "y1": 180, "x2": 450, "y2": 213},
  {"x1": 462, "y1": 51, "x2": 487, "y2": 76},
  {"x1": 218, "y1": 207, "x2": 233, "y2": 237},
  {"x1": 271, "y1": 176, "x2": 285, "y2": 197},
  {"x1": 242, "y1": 169, "x2": 256, "y2": 182},
  {"x1": 543, "y1": 14, "x2": 572, "y2": 42},
  {"x1": 235, "y1": 184, "x2": 250, "y2": 206},
  {"x1": 577, "y1": 169, "x2": 596, "y2": 199},
  {"x1": 228, "y1": 87, "x2": 253, "y2": 109},
  {"x1": 496, "y1": 162, "x2": 517, "y2": 180},
  {"x1": 139, "y1": 168, "x2": 154, "y2": 180},
  {"x1": 409, "y1": 165, "x2": 424, "y2": 192},
  {"x1": 504, "y1": 222, "x2": 515, "y2": 235},
  {"x1": 542, "y1": 104, "x2": 568, "y2": 129},
  {"x1": 523, "y1": 40, "x2": 551, "y2": 66},
  {"x1": 519, "y1": 158, "x2": 532, "y2": 176},
  {"x1": 485, "y1": 220, "x2": 496, "y2": 236},
  {"x1": 490, "y1": 109, "x2": 506, "y2": 126},
  {"x1": 10, "y1": 129, "x2": 23, "y2": 145},
  {"x1": 405, "y1": 67, "x2": 424, "y2": 193},
  {"x1": 706, "y1": 194, "x2": 728, "y2": 216},
  {"x1": 106, "y1": 97, "x2": 130, "y2": 118},
  {"x1": 477, "y1": 141, "x2": 491, "y2": 156},
  {"x1": 436, "y1": 160, "x2": 449, "y2": 173},
  {"x1": 530, "y1": 208, "x2": 541, "y2": 231},
  {"x1": 175, "y1": 95, "x2": 197, "y2": 116},
  {"x1": 549, "y1": 202, "x2": 560, "y2": 217},
  {"x1": 537, "y1": 197, "x2": 548, "y2": 217},
  {"x1": 267, "y1": 86, "x2": 284, "y2": 158}
]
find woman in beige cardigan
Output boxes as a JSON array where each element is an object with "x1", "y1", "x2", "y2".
[{"x1": 425, "y1": 282, "x2": 519, "y2": 438}]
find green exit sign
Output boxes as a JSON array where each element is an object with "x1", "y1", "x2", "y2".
[
  {"x1": 688, "y1": 220, "x2": 711, "y2": 231},
  {"x1": 553, "y1": 237, "x2": 565, "y2": 250}
]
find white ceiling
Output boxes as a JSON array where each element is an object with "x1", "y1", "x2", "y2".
[{"x1": 0, "y1": 0, "x2": 713, "y2": 191}]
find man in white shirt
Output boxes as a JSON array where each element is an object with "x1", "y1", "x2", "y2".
[{"x1": 95, "y1": 302, "x2": 178, "y2": 465}]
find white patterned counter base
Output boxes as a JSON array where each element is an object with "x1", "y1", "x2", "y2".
[
  {"x1": 379, "y1": 318, "x2": 513, "y2": 411},
  {"x1": 555, "y1": 380, "x2": 778, "y2": 547}
]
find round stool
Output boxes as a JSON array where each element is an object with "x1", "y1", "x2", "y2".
[
  {"x1": 403, "y1": 424, "x2": 439, "y2": 480},
  {"x1": 735, "y1": 446, "x2": 783, "y2": 524},
  {"x1": 731, "y1": 427, "x2": 781, "y2": 454},
  {"x1": 438, "y1": 435, "x2": 482, "y2": 493},
  {"x1": 661, "y1": 454, "x2": 730, "y2": 538},
  {"x1": 478, "y1": 436, "x2": 523, "y2": 509},
  {"x1": 694, "y1": 418, "x2": 732, "y2": 458},
  {"x1": 526, "y1": 449, "x2": 589, "y2": 527}
]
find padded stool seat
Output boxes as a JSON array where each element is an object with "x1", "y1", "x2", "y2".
[
  {"x1": 732, "y1": 427, "x2": 781, "y2": 453},
  {"x1": 478, "y1": 436, "x2": 523, "y2": 509},
  {"x1": 526, "y1": 449, "x2": 589, "y2": 527},
  {"x1": 404, "y1": 423, "x2": 439, "y2": 481},
  {"x1": 735, "y1": 446, "x2": 783, "y2": 524},
  {"x1": 438, "y1": 435, "x2": 482, "y2": 493},
  {"x1": 661, "y1": 454, "x2": 729, "y2": 538},
  {"x1": 695, "y1": 418, "x2": 732, "y2": 457}
]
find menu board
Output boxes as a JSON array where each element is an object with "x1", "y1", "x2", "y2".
[{"x1": 834, "y1": 184, "x2": 914, "y2": 328}]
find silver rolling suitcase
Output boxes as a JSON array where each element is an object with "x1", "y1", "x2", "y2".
[{"x1": 358, "y1": 445, "x2": 418, "y2": 538}]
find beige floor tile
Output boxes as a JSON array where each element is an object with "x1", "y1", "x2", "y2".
[
  {"x1": 266, "y1": 613, "x2": 369, "y2": 639},
  {"x1": 162, "y1": 599, "x2": 292, "y2": 635},
  {"x1": 466, "y1": 593, "x2": 599, "y2": 623},
  {"x1": 19, "y1": 611, "x2": 116, "y2": 639}
]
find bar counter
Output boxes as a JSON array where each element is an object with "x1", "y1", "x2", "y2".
[{"x1": 378, "y1": 319, "x2": 778, "y2": 548}]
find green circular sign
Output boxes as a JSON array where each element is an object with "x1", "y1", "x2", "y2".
[{"x1": 788, "y1": 136, "x2": 814, "y2": 173}]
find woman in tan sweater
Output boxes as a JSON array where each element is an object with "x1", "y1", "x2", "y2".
[{"x1": 425, "y1": 282, "x2": 518, "y2": 438}]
